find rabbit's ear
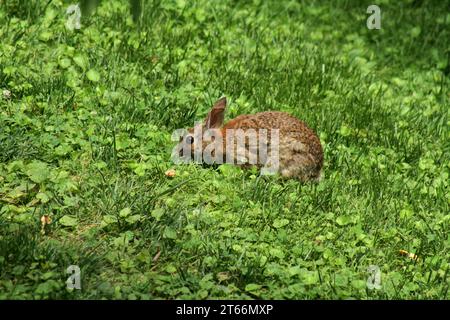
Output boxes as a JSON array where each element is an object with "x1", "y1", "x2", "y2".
[{"x1": 205, "y1": 97, "x2": 226, "y2": 129}]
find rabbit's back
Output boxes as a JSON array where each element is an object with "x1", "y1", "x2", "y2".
[
  {"x1": 223, "y1": 111, "x2": 305, "y2": 131},
  {"x1": 223, "y1": 111, "x2": 323, "y2": 181}
]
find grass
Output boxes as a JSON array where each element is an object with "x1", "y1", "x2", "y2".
[{"x1": 0, "y1": 0, "x2": 449, "y2": 299}]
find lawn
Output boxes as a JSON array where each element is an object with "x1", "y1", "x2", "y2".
[{"x1": 0, "y1": 0, "x2": 449, "y2": 299}]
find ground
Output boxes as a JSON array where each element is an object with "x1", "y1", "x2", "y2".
[{"x1": 0, "y1": 0, "x2": 449, "y2": 299}]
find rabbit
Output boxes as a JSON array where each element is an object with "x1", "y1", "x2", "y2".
[{"x1": 176, "y1": 97, "x2": 324, "y2": 182}]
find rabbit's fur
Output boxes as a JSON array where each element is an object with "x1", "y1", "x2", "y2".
[{"x1": 181, "y1": 97, "x2": 323, "y2": 182}]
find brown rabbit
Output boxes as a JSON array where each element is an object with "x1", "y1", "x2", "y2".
[{"x1": 176, "y1": 97, "x2": 323, "y2": 182}]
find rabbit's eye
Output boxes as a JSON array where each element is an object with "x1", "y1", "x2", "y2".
[{"x1": 186, "y1": 136, "x2": 194, "y2": 144}]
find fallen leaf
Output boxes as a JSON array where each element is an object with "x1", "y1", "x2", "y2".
[
  {"x1": 165, "y1": 169, "x2": 176, "y2": 178},
  {"x1": 152, "y1": 250, "x2": 161, "y2": 262},
  {"x1": 40, "y1": 215, "x2": 52, "y2": 226},
  {"x1": 399, "y1": 249, "x2": 419, "y2": 261},
  {"x1": 40, "y1": 215, "x2": 52, "y2": 235}
]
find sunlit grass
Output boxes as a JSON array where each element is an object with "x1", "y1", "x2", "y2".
[{"x1": 0, "y1": 0, "x2": 448, "y2": 299}]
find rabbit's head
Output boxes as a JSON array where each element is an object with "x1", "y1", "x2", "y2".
[{"x1": 178, "y1": 97, "x2": 226, "y2": 161}]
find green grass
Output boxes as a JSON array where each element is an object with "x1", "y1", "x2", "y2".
[{"x1": 0, "y1": 0, "x2": 449, "y2": 299}]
